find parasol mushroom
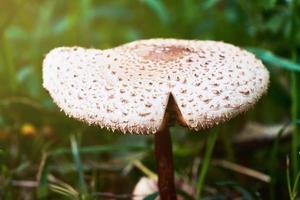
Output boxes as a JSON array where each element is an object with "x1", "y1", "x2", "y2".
[{"x1": 43, "y1": 39, "x2": 269, "y2": 200}]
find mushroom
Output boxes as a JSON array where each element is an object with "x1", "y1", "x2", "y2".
[
  {"x1": 132, "y1": 177, "x2": 158, "y2": 200},
  {"x1": 43, "y1": 39, "x2": 269, "y2": 199}
]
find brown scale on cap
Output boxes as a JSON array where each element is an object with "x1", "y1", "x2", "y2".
[
  {"x1": 43, "y1": 38, "x2": 269, "y2": 134},
  {"x1": 135, "y1": 45, "x2": 192, "y2": 61}
]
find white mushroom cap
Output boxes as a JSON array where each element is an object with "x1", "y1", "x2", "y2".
[
  {"x1": 132, "y1": 177, "x2": 158, "y2": 200},
  {"x1": 43, "y1": 39, "x2": 269, "y2": 134}
]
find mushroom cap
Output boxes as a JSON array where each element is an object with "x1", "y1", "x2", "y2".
[{"x1": 43, "y1": 39, "x2": 269, "y2": 134}]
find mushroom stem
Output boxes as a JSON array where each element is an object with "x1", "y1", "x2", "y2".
[{"x1": 154, "y1": 118, "x2": 177, "y2": 200}]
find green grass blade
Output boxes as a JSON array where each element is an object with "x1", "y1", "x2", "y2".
[
  {"x1": 70, "y1": 135, "x2": 87, "y2": 194},
  {"x1": 234, "y1": 185, "x2": 254, "y2": 200},
  {"x1": 49, "y1": 144, "x2": 147, "y2": 157},
  {"x1": 247, "y1": 47, "x2": 300, "y2": 72},
  {"x1": 196, "y1": 127, "x2": 218, "y2": 199},
  {"x1": 286, "y1": 156, "x2": 293, "y2": 200},
  {"x1": 269, "y1": 122, "x2": 290, "y2": 200},
  {"x1": 141, "y1": 0, "x2": 170, "y2": 24},
  {"x1": 203, "y1": 0, "x2": 221, "y2": 9},
  {"x1": 1, "y1": 33, "x2": 16, "y2": 93},
  {"x1": 143, "y1": 191, "x2": 159, "y2": 200},
  {"x1": 289, "y1": 0, "x2": 300, "y2": 183},
  {"x1": 176, "y1": 188, "x2": 194, "y2": 200},
  {"x1": 292, "y1": 170, "x2": 300, "y2": 198},
  {"x1": 291, "y1": 62, "x2": 300, "y2": 183}
]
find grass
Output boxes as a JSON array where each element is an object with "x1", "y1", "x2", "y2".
[
  {"x1": 70, "y1": 135, "x2": 87, "y2": 195},
  {"x1": 196, "y1": 127, "x2": 218, "y2": 199},
  {"x1": 290, "y1": 0, "x2": 300, "y2": 183},
  {"x1": 287, "y1": 156, "x2": 300, "y2": 200},
  {"x1": 0, "y1": 0, "x2": 299, "y2": 199}
]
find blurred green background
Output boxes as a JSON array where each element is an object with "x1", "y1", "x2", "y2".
[{"x1": 0, "y1": 0, "x2": 300, "y2": 199}]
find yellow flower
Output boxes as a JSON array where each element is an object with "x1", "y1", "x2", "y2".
[{"x1": 20, "y1": 123, "x2": 37, "y2": 136}]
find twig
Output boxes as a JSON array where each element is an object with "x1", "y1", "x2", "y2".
[
  {"x1": 11, "y1": 180, "x2": 39, "y2": 188},
  {"x1": 212, "y1": 159, "x2": 271, "y2": 183}
]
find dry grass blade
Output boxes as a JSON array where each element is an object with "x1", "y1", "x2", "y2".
[
  {"x1": 48, "y1": 174, "x2": 79, "y2": 199},
  {"x1": 11, "y1": 180, "x2": 39, "y2": 188},
  {"x1": 49, "y1": 184, "x2": 79, "y2": 200},
  {"x1": 0, "y1": 96, "x2": 45, "y2": 111},
  {"x1": 213, "y1": 159, "x2": 271, "y2": 183},
  {"x1": 36, "y1": 152, "x2": 48, "y2": 182},
  {"x1": 234, "y1": 122, "x2": 292, "y2": 143},
  {"x1": 133, "y1": 160, "x2": 158, "y2": 181}
]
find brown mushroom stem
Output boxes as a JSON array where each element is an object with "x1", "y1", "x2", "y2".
[{"x1": 154, "y1": 118, "x2": 177, "y2": 200}]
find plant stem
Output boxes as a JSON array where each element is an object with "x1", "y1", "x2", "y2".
[
  {"x1": 154, "y1": 119, "x2": 177, "y2": 200},
  {"x1": 196, "y1": 128, "x2": 218, "y2": 199},
  {"x1": 291, "y1": 58, "x2": 299, "y2": 181},
  {"x1": 290, "y1": 0, "x2": 300, "y2": 181}
]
